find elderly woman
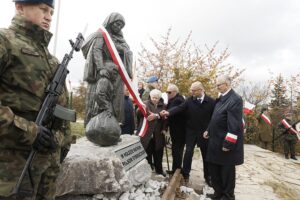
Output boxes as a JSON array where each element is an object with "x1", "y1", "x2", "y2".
[
  {"x1": 137, "y1": 89, "x2": 167, "y2": 176},
  {"x1": 82, "y1": 12, "x2": 133, "y2": 126}
]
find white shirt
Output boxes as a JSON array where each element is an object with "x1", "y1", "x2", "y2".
[
  {"x1": 197, "y1": 94, "x2": 205, "y2": 103},
  {"x1": 220, "y1": 88, "x2": 232, "y2": 97}
]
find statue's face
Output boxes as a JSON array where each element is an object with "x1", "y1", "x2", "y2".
[
  {"x1": 111, "y1": 68, "x2": 118, "y2": 81},
  {"x1": 110, "y1": 20, "x2": 124, "y2": 34}
]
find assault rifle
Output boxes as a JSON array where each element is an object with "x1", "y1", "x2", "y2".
[
  {"x1": 12, "y1": 33, "x2": 84, "y2": 198},
  {"x1": 274, "y1": 120, "x2": 300, "y2": 141}
]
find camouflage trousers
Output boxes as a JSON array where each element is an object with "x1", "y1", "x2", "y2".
[
  {"x1": 284, "y1": 138, "x2": 297, "y2": 157},
  {"x1": 0, "y1": 148, "x2": 61, "y2": 200},
  {"x1": 259, "y1": 141, "x2": 272, "y2": 150}
]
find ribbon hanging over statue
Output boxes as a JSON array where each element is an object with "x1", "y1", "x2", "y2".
[
  {"x1": 261, "y1": 113, "x2": 272, "y2": 126},
  {"x1": 281, "y1": 119, "x2": 300, "y2": 140},
  {"x1": 98, "y1": 26, "x2": 148, "y2": 137}
]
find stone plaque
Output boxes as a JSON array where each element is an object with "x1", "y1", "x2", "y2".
[{"x1": 115, "y1": 141, "x2": 147, "y2": 171}]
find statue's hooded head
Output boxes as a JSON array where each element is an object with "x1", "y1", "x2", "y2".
[{"x1": 103, "y1": 12, "x2": 125, "y2": 36}]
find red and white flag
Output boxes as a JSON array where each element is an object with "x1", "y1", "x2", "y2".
[
  {"x1": 98, "y1": 26, "x2": 148, "y2": 137},
  {"x1": 261, "y1": 113, "x2": 272, "y2": 126},
  {"x1": 243, "y1": 101, "x2": 255, "y2": 115},
  {"x1": 281, "y1": 119, "x2": 300, "y2": 140}
]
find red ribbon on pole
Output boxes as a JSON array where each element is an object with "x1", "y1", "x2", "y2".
[{"x1": 98, "y1": 26, "x2": 148, "y2": 137}]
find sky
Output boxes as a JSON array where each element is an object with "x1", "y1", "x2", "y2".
[{"x1": 1, "y1": 0, "x2": 300, "y2": 89}]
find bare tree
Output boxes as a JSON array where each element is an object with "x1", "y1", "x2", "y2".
[
  {"x1": 137, "y1": 28, "x2": 244, "y2": 96},
  {"x1": 238, "y1": 81, "x2": 271, "y2": 109},
  {"x1": 285, "y1": 74, "x2": 300, "y2": 115}
]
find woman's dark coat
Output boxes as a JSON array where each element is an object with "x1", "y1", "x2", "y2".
[{"x1": 137, "y1": 99, "x2": 166, "y2": 150}]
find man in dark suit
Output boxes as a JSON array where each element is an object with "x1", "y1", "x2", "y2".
[
  {"x1": 165, "y1": 84, "x2": 186, "y2": 174},
  {"x1": 204, "y1": 75, "x2": 244, "y2": 200},
  {"x1": 161, "y1": 81, "x2": 215, "y2": 186},
  {"x1": 121, "y1": 86, "x2": 135, "y2": 135}
]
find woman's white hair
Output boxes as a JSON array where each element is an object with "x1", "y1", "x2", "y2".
[{"x1": 150, "y1": 89, "x2": 162, "y2": 98}]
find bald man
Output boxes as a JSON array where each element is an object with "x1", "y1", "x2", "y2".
[{"x1": 161, "y1": 81, "x2": 215, "y2": 186}]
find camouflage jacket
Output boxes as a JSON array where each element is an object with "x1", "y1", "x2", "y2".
[
  {"x1": 278, "y1": 118, "x2": 298, "y2": 141},
  {"x1": 0, "y1": 15, "x2": 72, "y2": 151}
]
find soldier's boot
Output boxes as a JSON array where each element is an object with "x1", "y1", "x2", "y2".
[
  {"x1": 285, "y1": 154, "x2": 289, "y2": 159},
  {"x1": 291, "y1": 155, "x2": 297, "y2": 160}
]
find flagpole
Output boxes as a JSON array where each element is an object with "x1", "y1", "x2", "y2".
[{"x1": 52, "y1": 0, "x2": 61, "y2": 56}]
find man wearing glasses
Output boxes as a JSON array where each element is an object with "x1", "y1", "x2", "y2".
[
  {"x1": 165, "y1": 84, "x2": 186, "y2": 174},
  {"x1": 160, "y1": 81, "x2": 215, "y2": 186},
  {"x1": 204, "y1": 75, "x2": 244, "y2": 200}
]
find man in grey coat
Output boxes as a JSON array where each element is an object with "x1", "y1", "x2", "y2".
[{"x1": 204, "y1": 75, "x2": 244, "y2": 200}]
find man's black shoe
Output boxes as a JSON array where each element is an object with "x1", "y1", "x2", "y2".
[
  {"x1": 220, "y1": 194, "x2": 235, "y2": 200},
  {"x1": 206, "y1": 193, "x2": 222, "y2": 200},
  {"x1": 285, "y1": 155, "x2": 289, "y2": 159},
  {"x1": 291, "y1": 156, "x2": 298, "y2": 160},
  {"x1": 205, "y1": 177, "x2": 213, "y2": 187},
  {"x1": 166, "y1": 170, "x2": 174, "y2": 175}
]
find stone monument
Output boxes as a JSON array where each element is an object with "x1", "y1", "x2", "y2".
[{"x1": 55, "y1": 135, "x2": 150, "y2": 200}]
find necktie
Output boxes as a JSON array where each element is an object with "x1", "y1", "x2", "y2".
[{"x1": 197, "y1": 98, "x2": 202, "y2": 103}]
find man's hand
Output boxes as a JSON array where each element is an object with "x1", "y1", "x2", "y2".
[
  {"x1": 159, "y1": 110, "x2": 169, "y2": 119},
  {"x1": 147, "y1": 113, "x2": 158, "y2": 121},
  {"x1": 203, "y1": 131, "x2": 209, "y2": 139},
  {"x1": 162, "y1": 130, "x2": 168, "y2": 135},
  {"x1": 222, "y1": 147, "x2": 230, "y2": 152}
]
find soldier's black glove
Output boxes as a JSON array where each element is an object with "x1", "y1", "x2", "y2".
[
  {"x1": 32, "y1": 126, "x2": 57, "y2": 152},
  {"x1": 60, "y1": 147, "x2": 69, "y2": 163}
]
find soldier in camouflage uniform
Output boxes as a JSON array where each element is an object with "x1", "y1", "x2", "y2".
[
  {"x1": 141, "y1": 76, "x2": 159, "y2": 102},
  {"x1": 0, "y1": 0, "x2": 72, "y2": 199},
  {"x1": 257, "y1": 107, "x2": 273, "y2": 150},
  {"x1": 279, "y1": 117, "x2": 298, "y2": 160}
]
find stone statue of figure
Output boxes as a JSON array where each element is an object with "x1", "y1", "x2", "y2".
[
  {"x1": 82, "y1": 12, "x2": 133, "y2": 146},
  {"x1": 84, "y1": 62, "x2": 122, "y2": 146}
]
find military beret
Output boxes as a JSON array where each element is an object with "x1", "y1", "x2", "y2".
[
  {"x1": 146, "y1": 75, "x2": 158, "y2": 83},
  {"x1": 13, "y1": 0, "x2": 55, "y2": 8}
]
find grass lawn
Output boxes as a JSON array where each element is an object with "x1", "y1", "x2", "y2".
[{"x1": 71, "y1": 122, "x2": 85, "y2": 138}]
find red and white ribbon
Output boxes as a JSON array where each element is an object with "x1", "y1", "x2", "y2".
[
  {"x1": 225, "y1": 132, "x2": 238, "y2": 144},
  {"x1": 243, "y1": 101, "x2": 255, "y2": 115},
  {"x1": 98, "y1": 26, "x2": 148, "y2": 137},
  {"x1": 281, "y1": 119, "x2": 300, "y2": 140},
  {"x1": 261, "y1": 113, "x2": 272, "y2": 126}
]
